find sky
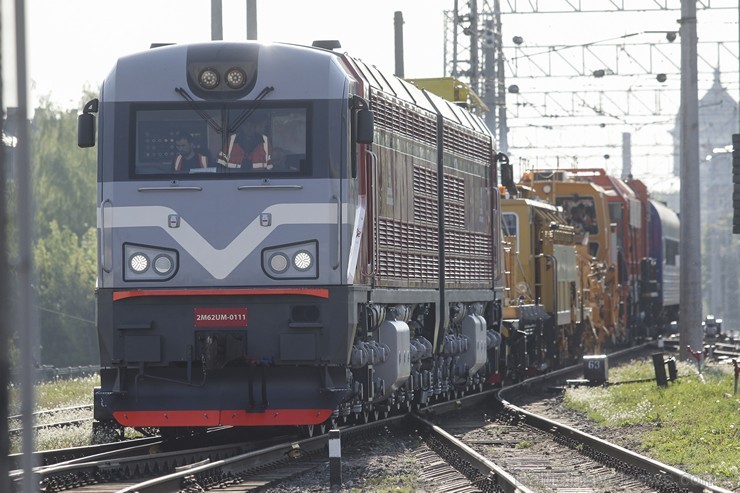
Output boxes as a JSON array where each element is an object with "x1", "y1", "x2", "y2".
[{"x1": 2, "y1": 0, "x2": 454, "y2": 110}]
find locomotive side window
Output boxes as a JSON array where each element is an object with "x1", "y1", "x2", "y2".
[
  {"x1": 664, "y1": 238, "x2": 679, "y2": 266},
  {"x1": 501, "y1": 212, "x2": 519, "y2": 253},
  {"x1": 132, "y1": 106, "x2": 309, "y2": 177},
  {"x1": 556, "y1": 197, "x2": 599, "y2": 235},
  {"x1": 555, "y1": 196, "x2": 600, "y2": 258}
]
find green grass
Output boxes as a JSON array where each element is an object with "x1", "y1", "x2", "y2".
[
  {"x1": 9, "y1": 375, "x2": 99, "y2": 453},
  {"x1": 563, "y1": 359, "x2": 740, "y2": 488},
  {"x1": 8, "y1": 375, "x2": 98, "y2": 415}
]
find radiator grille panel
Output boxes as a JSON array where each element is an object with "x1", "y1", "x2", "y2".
[
  {"x1": 371, "y1": 93, "x2": 436, "y2": 146},
  {"x1": 444, "y1": 125, "x2": 490, "y2": 164}
]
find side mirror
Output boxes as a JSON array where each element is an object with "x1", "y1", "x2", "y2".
[
  {"x1": 497, "y1": 152, "x2": 517, "y2": 196},
  {"x1": 356, "y1": 108, "x2": 374, "y2": 145},
  {"x1": 78, "y1": 99, "x2": 99, "y2": 148}
]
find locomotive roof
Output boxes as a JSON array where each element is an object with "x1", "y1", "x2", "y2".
[
  {"x1": 104, "y1": 41, "x2": 352, "y2": 102},
  {"x1": 649, "y1": 199, "x2": 680, "y2": 238},
  {"x1": 101, "y1": 40, "x2": 492, "y2": 138}
]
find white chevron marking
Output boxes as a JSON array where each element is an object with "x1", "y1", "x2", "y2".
[{"x1": 100, "y1": 203, "x2": 345, "y2": 279}]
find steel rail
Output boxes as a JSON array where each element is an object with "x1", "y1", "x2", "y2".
[
  {"x1": 116, "y1": 416, "x2": 406, "y2": 492},
  {"x1": 410, "y1": 413, "x2": 534, "y2": 493}
]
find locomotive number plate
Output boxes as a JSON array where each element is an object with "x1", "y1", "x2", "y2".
[{"x1": 194, "y1": 307, "x2": 248, "y2": 328}]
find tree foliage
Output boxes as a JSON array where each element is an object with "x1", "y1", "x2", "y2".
[
  {"x1": 34, "y1": 222, "x2": 96, "y2": 366},
  {"x1": 17, "y1": 94, "x2": 100, "y2": 366},
  {"x1": 31, "y1": 95, "x2": 97, "y2": 238}
]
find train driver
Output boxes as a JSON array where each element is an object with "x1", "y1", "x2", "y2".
[
  {"x1": 217, "y1": 113, "x2": 273, "y2": 170},
  {"x1": 172, "y1": 132, "x2": 209, "y2": 172}
]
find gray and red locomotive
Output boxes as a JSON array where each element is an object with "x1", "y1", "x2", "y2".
[{"x1": 79, "y1": 41, "x2": 504, "y2": 436}]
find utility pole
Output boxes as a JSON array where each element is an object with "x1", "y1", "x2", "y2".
[
  {"x1": 622, "y1": 132, "x2": 632, "y2": 179},
  {"x1": 0, "y1": 3, "x2": 11, "y2": 489},
  {"x1": 211, "y1": 0, "x2": 223, "y2": 40},
  {"x1": 445, "y1": 1, "x2": 507, "y2": 146},
  {"x1": 246, "y1": 0, "x2": 257, "y2": 40},
  {"x1": 15, "y1": 0, "x2": 40, "y2": 489},
  {"x1": 468, "y1": 0, "x2": 479, "y2": 95},
  {"x1": 394, "y1": 11, "x2": 404, "y2": 78},
  {"x1": 492, "y1": 0, "x2": 507, "y2": 153},
  {"x1": 679, "y1": 0, "x2": 703, "y2": 359}
]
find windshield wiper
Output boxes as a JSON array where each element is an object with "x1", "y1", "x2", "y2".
[
  {"x1": 227, "y1": 86, "x2": 275, "y2": 134},
  {"x1": 175, "y1": 87, "x2": 223, "y2": 133}
]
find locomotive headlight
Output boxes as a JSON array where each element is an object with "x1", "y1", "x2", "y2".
[
  {"x1": 516, "y1": 281, "x2": 528, "y2": 295},
  {"x1": 268, "y1": 252, "x2": 289, "y2": 274},
  {"x1": 262, "y1": 241, "x2": 318, "y2": 279},
  {"x1": 225, "y1": 67, "x2": 247, "y2": 89},
  {"x1": 153, "y1": 254, "x2": 174, "y2": 275},
  {"x1": 199, "y1": 68, "x2": 220, "y2": 89},
  {"x1": 130, "y1": 253, "x2": 149, "y2": 273},
  {"x1": 124, "y1": 243, "x2": 178, "y2": 281},
  {"x1": 293, "y1": 251, "x2": 313, "y2": 271}
]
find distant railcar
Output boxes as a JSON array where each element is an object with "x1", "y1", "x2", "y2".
[{"x1": 643, "y1": 199, "x2": 680, "y2": 333}]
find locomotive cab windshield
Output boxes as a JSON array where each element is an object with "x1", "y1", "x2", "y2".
[{"x1": 131, "y1": 104, "x2": 309, "y2": 177}]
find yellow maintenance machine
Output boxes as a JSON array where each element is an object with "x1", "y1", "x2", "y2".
[{"x1": 518, "y1": 171, "x2": 624, "y2": 346}]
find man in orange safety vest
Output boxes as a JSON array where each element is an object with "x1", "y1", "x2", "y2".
[
  {"x1": 217, "y1": 113, "x2": 273, "y2": 170},
  {"x1": 173, "y1": 132, "x2": 209, "y2": 172}
]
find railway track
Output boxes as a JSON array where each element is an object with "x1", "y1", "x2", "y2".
[
  {"x1": 413, "y1": 345, "x2": 733, "y2": 493},
  {"x1": 10, "y1": 343, "x2": 736, "y2": 492},
  {"x1": 8, "y1": 405, "x2": 94, "y2": 435},
  {"x1": 8, "y1": 435, "x2": 161, "y2": 471},
  {"x1": 10, "y1": 427, "x2": 303, "y2": 492},
  {"x1": 662, "y1": 336, "x2": 740, "y2": 360}
]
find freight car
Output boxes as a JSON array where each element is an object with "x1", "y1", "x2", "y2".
[{"x1": 78, "y1": 41, "x2": 504, "y2": 437}]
